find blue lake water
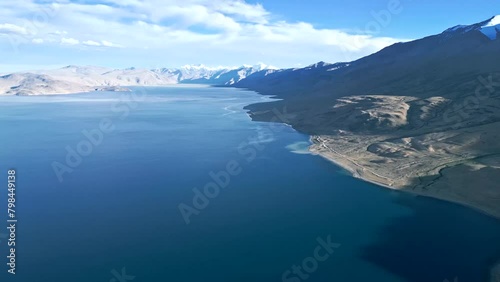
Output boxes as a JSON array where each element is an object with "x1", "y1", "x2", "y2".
[{"x1": 0, "y1": 86, "x2": 499, "y2": 282}]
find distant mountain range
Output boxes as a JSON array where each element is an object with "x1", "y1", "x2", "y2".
[
  {"x1": 0, "y1": 63, "x2": 276, "y2": 95},
  {"x1": 2, "y1": 16, "x2": 499, "y2": 97}
]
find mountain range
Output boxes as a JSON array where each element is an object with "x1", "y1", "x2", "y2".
[
  {"x1": 2, "y1": 15, "x2": 500, "y2": 279},
  {"x1": 1, "y1": 13, "x2": 498, "y2": 282},
  {"x1": 2, "y1": 16, "x2": 500, "y2": 223},
  {"x1": 231, "y1": 15, "x2": 500, "y2": 225},
  {"x1": 0, "y1": 63, "x2": 276, "y2": 95}
]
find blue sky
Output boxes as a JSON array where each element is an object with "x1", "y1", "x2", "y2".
[
  {"x1": 255, "y1": 0, "x2": 498, "y2": 38},
  {"x1": 0, "y1": 0, "x2": 497, "y2": 72}
]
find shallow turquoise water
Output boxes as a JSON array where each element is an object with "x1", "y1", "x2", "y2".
[{"x1": 0, "y1": 86, "x2": 499, "y2": 282}]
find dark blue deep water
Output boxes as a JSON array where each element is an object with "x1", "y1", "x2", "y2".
[{"x1": 0, "y1": 86, "x2": 499, "y2": 282}]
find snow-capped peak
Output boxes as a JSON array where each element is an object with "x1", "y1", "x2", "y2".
[
  {"x1": 181, "y1": 64, "x2": 230, "y2": 71},
  {"x1": 241, "y1": 63, "x2": 278, "y2": 71},
  {"x1": 305, "y1": 61, "x2": 332, "y2": 69},
  {"x1": 179, "y1": 63, "x2": 277, "y2": 72},
  {"x1": 444, "y1": 16, "x2": 500, "y2": 40},
  {"x1": 252, "y1": 63, "x2": 276, "y2": 71},
  {"x1": 480, "y1": 15, "x2": 500, "y2": 40},
  {"x1": 484, "y1": 15, "x2": 500, "y2": 27}
]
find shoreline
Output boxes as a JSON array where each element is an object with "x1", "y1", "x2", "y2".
[
  {"x1": 307, "y1": 135, "x2": 500, "y2": 282},
  {"x1": 0, "y1": 83, "x2": 216, "y2": 96},
  {"x1": 241, "y1": 93, "x2": 500, "y2": 222},
  {"x1": 308, "y1": 135, "x2": 500, "y2": 220}
]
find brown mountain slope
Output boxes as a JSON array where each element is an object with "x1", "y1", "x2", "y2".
[{"x1": 233, "y1": 17, "x2": 500, "y2": 221}]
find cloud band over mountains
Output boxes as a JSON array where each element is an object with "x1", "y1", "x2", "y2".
[{"x1": 0, "y1": 0, "x2": 408, "y2": 71}]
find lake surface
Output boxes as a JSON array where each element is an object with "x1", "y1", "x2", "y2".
[{"x1": 0, "y1": 86, "x2": 499, "y2": 282}]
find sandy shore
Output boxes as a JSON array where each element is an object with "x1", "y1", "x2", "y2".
[
  {"x1": 307, "y1": 134, "x2": 500, "y2": 282},
  {"x1": 243, "y1": 93, "x2": 500, "y2": 220},
  {"x1": 309, "y1": 134, "x2": 500, "y2": 220}
]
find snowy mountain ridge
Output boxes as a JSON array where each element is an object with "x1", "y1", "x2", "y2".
[
  {"x1": 0, "y1": 64, "x2": 277, "y2": 95},
  {"x1": 444, "y1": 15, "x2": 500, "y2": 40}
]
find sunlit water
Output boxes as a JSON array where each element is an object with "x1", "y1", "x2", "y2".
[{"x1": 0, "y1": 86, "x2": 499, "y2": 282}]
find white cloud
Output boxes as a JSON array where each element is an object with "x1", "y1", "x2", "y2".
[
  {"x1": 64, "y1": 38, "x2": 123, "y2": 48},
  {"x1": 0, "y1": 23, "x2": 29, "y2": 35},
  {"x1": 61, "y1": 37, "x2": 79, "y2": 45},
  {"x1": 52, "y1": 31, "x2": 68, "y2": 36},
  {"x1": 211, "y1": 1, "x2": 269, "y2": 24},
  {"x1": 0, "y1": 0, "x2": 409, "y2": 68},
  {"x1": 101, "y1": 40, "x2": 123, "y2": 48},
  {"x1": 83, "y1": 40, "x2": 101, "y2": 46}
]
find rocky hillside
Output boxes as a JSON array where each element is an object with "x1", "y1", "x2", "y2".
[{"x1": 232, "y1": 16, "x2": 500, "y2": 222}]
